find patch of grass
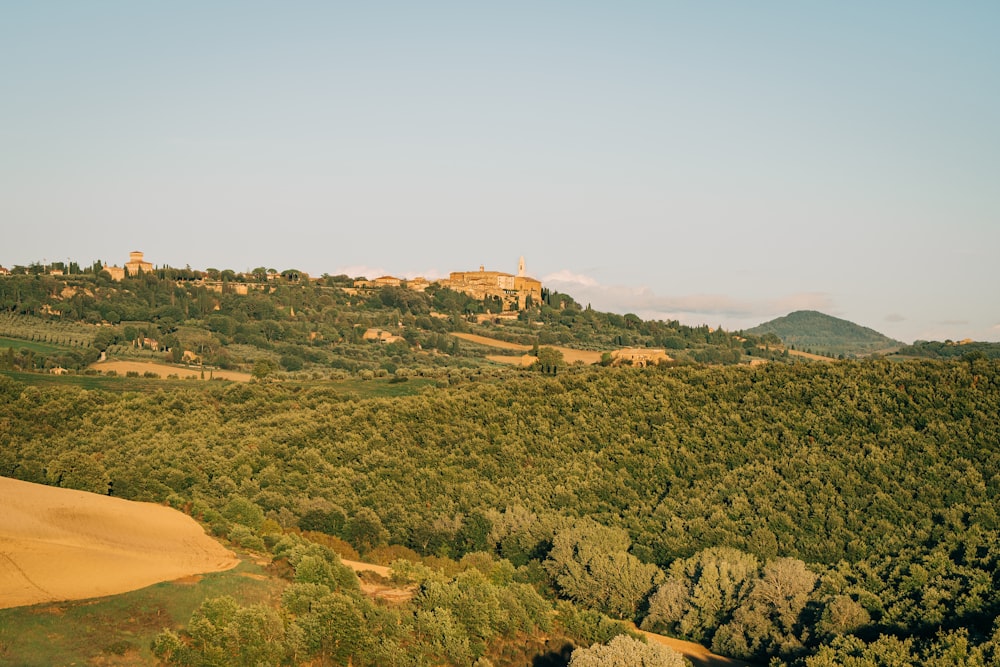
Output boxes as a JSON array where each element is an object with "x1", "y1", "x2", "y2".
[
  {"x1": 0, "y1": 336, "x2": 68, "y2": 355},
  {"x1": 0, "y1": 557, "x2": 283, "y2": 666},
  {"x1": 325, "y1": 376, "x2": 439, "y2": 398},
  {"x1": 0, "y1": 369, "x2": 439, "y2": 397},
  {"x1": 0, "y1": 369, "x2": 220, "y2": 392}
]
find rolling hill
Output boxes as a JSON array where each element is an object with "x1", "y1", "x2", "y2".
[{"x1": 745, "y1": 310, "x2": 902, "y2": 358}]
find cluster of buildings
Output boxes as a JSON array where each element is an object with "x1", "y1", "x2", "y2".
[
  {"x1": 6, "y1": 250, "x2": 546, "y2": 314},
  {"x1": 355, "y1": 257, "x2": 543, "y2": 312}
]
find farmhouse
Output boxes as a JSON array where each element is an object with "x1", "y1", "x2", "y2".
[
  {"x1": 610, "y1": 348, "x2": 672, "y2": 367},
  {"x1": 362, "y1": 328, "x2": 404, "y2": 344}
]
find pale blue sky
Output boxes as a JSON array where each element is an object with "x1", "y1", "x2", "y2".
[{"x1": 2, "y1": 2, "x2": 998, "y2": 342}]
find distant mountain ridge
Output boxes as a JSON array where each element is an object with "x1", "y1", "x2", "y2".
[{"x1": 745, "y1": 310, "x2": 902, "y2": 358}]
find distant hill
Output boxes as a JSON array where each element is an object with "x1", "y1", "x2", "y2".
[{"x1": 745, "y1": 310, "x2": 902, "y2": 358}]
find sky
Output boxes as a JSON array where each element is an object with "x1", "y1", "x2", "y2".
[{"x1": 2, "y1": 2, "x2": 998, "y2": 343}]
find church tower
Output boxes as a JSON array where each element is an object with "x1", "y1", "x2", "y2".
[{"x1": 518, "y1": 256, "x2": 526, "y2": 277}]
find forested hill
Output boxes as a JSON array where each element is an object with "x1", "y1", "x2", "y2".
[
  {"x1": 745, "y1": 310, "x2": 902, "y2": 358},
  {"x1": 2, "y1": 358, "x2": 1000, "y2": 665},
  {"x1": 895, "y1": 339, "x2": 1000, "y2": 360}
]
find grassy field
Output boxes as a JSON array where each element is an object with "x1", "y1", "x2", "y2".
[
  {"x1": 0, "y1": 369, "x2": 208, "y2": 392},
  {"x1": 302, "y1": 376, "x2": 440, "y2": 398},
  {"x1": 452, "y1": 332, "x2": 606, "y2": 365},
  {"x1": 0, "y1": 336, "x2": 69, "y2": 355},
  {"x1": 0, "y1": 369, "x2": 439, "y2": 398},
  {"x1": 0, "y1": 557, "x2": 281, "y2": 666}
]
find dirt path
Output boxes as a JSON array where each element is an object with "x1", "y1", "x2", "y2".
[
  {"x1": 340, "y1": 558, "x2": 414, "y2": 603},
  {"x1": 487, "y1": 353, "x2": 536, "y2": 367},
  {"x1": 340, "y1": 558, "x2": 392, "y2": 578},
  {"x1": 627, "y1": 623, "x2": 755, "y2": 667}
]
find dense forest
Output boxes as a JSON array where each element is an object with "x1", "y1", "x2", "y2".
[
  {"x1": 896, "y1": 340, "x2": 1000, "y2": 360},
  {"x1": 2, "y1": 356, "x2": 999, "y2": 665}
]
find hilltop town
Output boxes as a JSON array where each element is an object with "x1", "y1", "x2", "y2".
[
  {"x1": 1, "y1": 252, "x2": 543, "y2": 313},
  {"x1": 1, "y1": 249, "x2": 787, "y2": 382}
]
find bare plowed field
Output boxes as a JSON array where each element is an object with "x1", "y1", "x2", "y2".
[
  {"x1": 89, "y1": 360, "x2": 253, "y2": 382},
  {"x1": 451, "y1": 333, "x2": 605, "y2": 365},
  {"x1": 0, "y1": 477, "x2": 238, "y2": 609}
]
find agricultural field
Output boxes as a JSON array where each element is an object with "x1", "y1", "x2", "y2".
[
  {"x1": 0, "y1": 559, "x2": 279, "y2": 666},
  {"x1": 0, "y1": 312, "x2": 96, "y2": 348},
  {"x1": 0, "y1": 335, "x2": 68, "y2": 355}
]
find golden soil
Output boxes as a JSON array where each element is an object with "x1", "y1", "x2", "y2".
[
  {"x1": 340, "y1": 558, "x2": 414, "y2": 603},
  {"x1": 451, "y1": 332, "x2": 532, "y2": 351},
  {"x1": 486, "y1": 353, "x2": 537, "y2": 367},
  {"x1": 786, "y1": 349, "x2": 835, "y2": 362},
  {"x1": 89, "y1": 360, "x2": 253, "y2": 382},
  {"x1": 628, "y1": 623, "x2": 753, "y2": 667},
  {"x1": 452, "y1": 333, "x2": 605, "y2": 365},
  {"x1": 0, "y1": 477, "x2": 239, "y2": 609}
]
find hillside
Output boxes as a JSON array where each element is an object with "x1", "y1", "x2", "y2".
[
  {"x1": 2, "y1": 358, "x2": 999, "y2": 666},
  {"x1": 745, "y1": 310, "x2": 902, "y2": 358},
  {"x1": 0, "y1": 476, "x2": 237, "y2": 609},
  {"x1": 0, "y1": 263, "x2": 785, "y2": 382}
]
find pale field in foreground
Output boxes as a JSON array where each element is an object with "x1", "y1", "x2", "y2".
[{"x1": 0, "y1": 477, "x2": 239, "y2": 609}]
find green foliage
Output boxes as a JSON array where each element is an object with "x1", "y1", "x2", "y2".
[
  {"x1": 0, "y1": 559, "x2": 277, "y2": 666},
  {"x1": 222, "y1": 496, "x2": 265, "y2": 531},
  {"x1": 535, "y1": 346, "x2": 565, "y2": 374},
  {"x1": 4, "y1": 357, "x2": 1000, "y2": 664},
  {"x1": 545, "y1": 518, "x2": 663, "y2": 618},
  {"x1": 344, "y1": 508, "x2": 390, "y2": 555},
  {"x1": 896, "y1": 340, "x2": 1000, "y2": 360},
  {"x1": 642, "y1": 546, "x2": 760, "y2": 643},
  {"x1": 569, "y1": 634, "x2": 687, "y2": 667}
]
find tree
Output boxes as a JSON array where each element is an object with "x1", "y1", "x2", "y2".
[
  {"x1": 712, "y1": 557, "x2": 818, "y2": 659},
  {"x1": 46, "y1": 451, "x2": 109, "y2": 494},
  {"x1": 569, "y1": 635, "x2": 686, "y2": 667},
  {"x1": 252, "y1": 358, "x2": 275, "y2": 381},
  {"x1": 536, "y1": 346, "x2": 564, "y2": 375},
  {"x1": 222, "y1": 496, "x2": 265, "y2": 531},
  {"x1": 545, "y1": 519, "x2": 662, "y2": 618},
  {"x1": 343, "y1": 508, "x2": 389, "y2": 554},
  {"x1": 642, "y1": 546, "x2": 760, "y2": 643},
  {"x1": 294, "y1": 591, "x2": 367, "y2": 665}
]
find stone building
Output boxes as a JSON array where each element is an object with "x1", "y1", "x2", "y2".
[
  {"x1": 440, "y1": 257, "x2": 542, "y2": 311},
  {"x1": 102, "y1": 251, "x2": 154, "y2": 281},
  {"x1": 125, "y1": 251, "x2": 153, "y2": 276},
  {"x1": 610, "y1": 348, "x2": 672, "y2": 367}
]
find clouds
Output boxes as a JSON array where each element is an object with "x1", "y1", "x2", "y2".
[{"x1": 543, "y1": 269, "x2": 834, "y2": 330}]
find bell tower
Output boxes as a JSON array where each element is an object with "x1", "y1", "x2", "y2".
[{"x1": 518, "y1": 256, "x2": 526, "y2": 277}]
